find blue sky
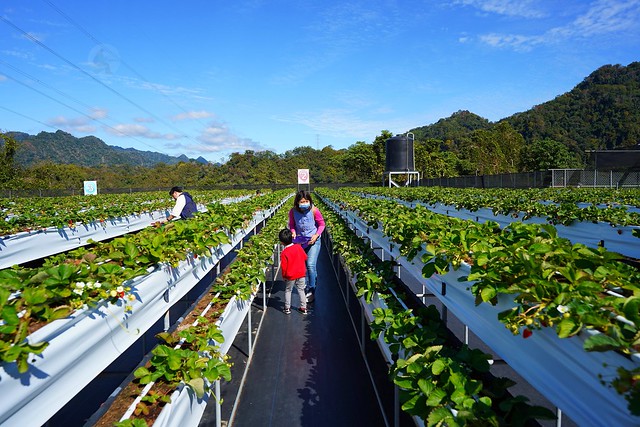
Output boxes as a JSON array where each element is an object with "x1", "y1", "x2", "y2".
[{"x1": 1, "y1": 1, "x2": 638, "y2": 163}]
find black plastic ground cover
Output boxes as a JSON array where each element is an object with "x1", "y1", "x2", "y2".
[{"x1": 202, "y1": 242, "x2": 390, "y2": 427}]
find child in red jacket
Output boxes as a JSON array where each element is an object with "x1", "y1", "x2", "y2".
[{"x1": 279, "y1": 228, "x2": 308, "y2": 314}]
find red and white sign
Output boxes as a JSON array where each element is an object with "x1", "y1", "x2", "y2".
[{"x1": 297, "y1": 169, "x2": 310, "y2": 184}]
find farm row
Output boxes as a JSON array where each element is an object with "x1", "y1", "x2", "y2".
[
  {"x1": 359, "y1": 186, "x2": 640, "y2": 226},
  {"x1": 316, "y1": 187, "x2": 640, "y2": 426},
  {"x1": 0, "y1": 189, "x2": 256, "y2": 236},
  {"x1": 0, "y1": 189, "x2": 290, "y2": 426}
]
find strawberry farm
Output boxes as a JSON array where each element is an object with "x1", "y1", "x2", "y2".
[{"x1": 1, "y1": 186, "x2": 639, "y2": 426}]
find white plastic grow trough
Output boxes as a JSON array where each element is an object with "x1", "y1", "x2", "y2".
[
  {"x1": 0, "y1": 200, "x2": 242, "y2": 270},
  {"x1": 363, "y1": 194, "x2": 640, "y2": 259},
  {"x1": 325, "y1": 198, "x2": 640, "y2": 427},
  {"x1": 0, "y1": 206, "x2": 275, "y2": 427},
  {"x1": 0, "y1": 210, "x2": 165, "y2": 269},
  {"x1": 128, "y1": 290, "x2": 260, "y2": 427}
]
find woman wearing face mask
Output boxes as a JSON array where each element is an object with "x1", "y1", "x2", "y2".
[{"x1": 288, "y1": 190, "x2": 325, "y2": 303}]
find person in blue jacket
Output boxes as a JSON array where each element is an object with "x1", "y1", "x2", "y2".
[
  {"x1": 165, "y1": 186, "x2": 197, "y2": 221},
  {"x1": 288, "y1": 190, "x2": 325, "y2": 303}
]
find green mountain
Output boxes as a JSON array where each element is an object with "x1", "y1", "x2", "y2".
[
  {"x1": 6, "y1": 130, "x2": 202, "y2": 167},
  {"x1": 410, "y1": 110, "x2": 492, "y2": 143},
  {"x1": 504, "y1": 62, "x2": 640, "y2": 152}
]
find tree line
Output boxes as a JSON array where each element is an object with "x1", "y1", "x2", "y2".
[{"x1": 0, "y1": 127, "x2": 582, "y2": 192}]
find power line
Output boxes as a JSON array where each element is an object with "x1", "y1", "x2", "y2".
[
  {"x1": 0, "y1": 59, "x2": 96, "y2": 113},
  {"x1": 42, "y1": 0, "x2": 214, "y2": 131},
  {"x1": 0, "y1": 105, "x2": 58, "y2": 130},
  {"x1": 0, "y1": 13, "x2": 199, "y2": 145},
  {"x1": 0, "y1": 68, "x2": 173, "y2": 154}
]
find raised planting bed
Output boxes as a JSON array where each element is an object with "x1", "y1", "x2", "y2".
[
  {"x1": 90, "y1": 196, "x2": 290, "y2": 427},
  {"x1": 321, "y1": 194, "x2": 640, "y2": 426},
  {"x1": 0, "y1": 203, "x2": 279, "y2": 427}
]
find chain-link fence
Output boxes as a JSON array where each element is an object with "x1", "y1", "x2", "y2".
[
  {"x1": 417, "y1": 170, "x2": 640, "y2": 189},
  {"x1": 550, "y1": 169, "x2": 640, "y2": 188},
  {"x1": 417, "y1": 171, "x2": 550, "y2": 188}
]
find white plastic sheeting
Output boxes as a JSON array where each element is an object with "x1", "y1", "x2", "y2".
[
  {"x1": 0, "y1": 206, "x2": 275, "y2": 427},
  {"x1": 327, "y1": 198, "x2": 640, "y2": 427}
]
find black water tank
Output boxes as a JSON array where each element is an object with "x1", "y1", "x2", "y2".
[{"x1": 385, "y1": 134, "x2": 415, "y2": 172}]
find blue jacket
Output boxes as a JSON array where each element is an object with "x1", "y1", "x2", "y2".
[{"x1": 180, "y1": 192, "x2": 197, "y2": 219}]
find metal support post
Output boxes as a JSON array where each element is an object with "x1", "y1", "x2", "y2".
[
  {"x1": 247, "y1": 301, "x2": 252, "y2": 355},
  {"x1": 215, "y1": 380, "x2": 221, "y2": 427},
  {"x1": 263, "y1": 279, "x2": 267, "y2": 311},
  {"x1": 441, "y1": 282, "x2": 448, "y2": 326},
  {"x1": 164, "y1": 310, "x2": 170, "y2": 332},
  {"x1": 394, "y1": 384, "x2": 400, "y2": 427},
  {"x1": 557, "y1": 408, "x2": 563, "y2": 427}
]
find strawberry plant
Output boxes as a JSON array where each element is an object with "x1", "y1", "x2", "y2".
[
  {"x1": 0, "y1": 189, "x2": 256, "y2": 236},
  {"x1": 112, "y1": 191, "x2": 289, "y2": 425},
  {"x1": 317, "y1": 193, "x2": 555, "y2": 425},
  {"x1": 357, "y1": 186, "x2": 640, "y2": 227},
  {"x1": 317, "y1": 187, "x2": 640, "y2": 417},
  {"x1": 0, "y1": 190, "x2": 287, "y2": 375},
  {"x1": 134, "y1": 319, "x2": 231, "y2": 400}
]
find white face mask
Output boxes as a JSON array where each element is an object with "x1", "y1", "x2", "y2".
[{"x1": 299, "y1": 202, "x2": 310, "y2": 210}]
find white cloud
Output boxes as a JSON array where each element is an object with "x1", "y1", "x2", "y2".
[
  {"x1": 104, "y1": 123, "x2": 181, "y2": 140},
  {"x1": 455, "y1": 0, "x2": 546, "y2": 18},
  {"x1": 473, "y1": 0, "x2": 640, "y2": 50},
  {"x1": 571, "y1": 0, "x2": 640, "y2": 36},
  {"x1": 479, "y1": 33, "x2": 543, "y2": 51},
  {"x1": 89, "y1": 108, "x2": 108, "y2": 120},
  {"x1": 46, "y1": 109, "x2": 108, "y2": 133},
  {"x1": 134, "y1": 117, "x2": 154, "y2": 123},
  {"x1": 47, "y1": 115, "x2": 97, "y2": 133},
  {"x1": 22, "y1": 31, "x2": 46, "y2": 42},
  {"x1": 189, "y1": 121, "x2": 264, "y2": 153},
  {"x1": 273, "y1": 109, "x2": 408, "y2": 141},
  {"x1": 1, "y1": 49, "x2": 34, "y2": 60},
  {"x1": 128, "y1": 78, "x2": 205, "y2": 97},
  {"x1": 171, "y1": 111, "x2": 215, "y2": 121}
]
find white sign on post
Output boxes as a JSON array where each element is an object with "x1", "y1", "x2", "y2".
[
  {"x1": 83, "y1": 180, "x2": 98, "y2": 195},
  {"x1": 297, "y1": 169, "x2": 309, "y2": 184}
]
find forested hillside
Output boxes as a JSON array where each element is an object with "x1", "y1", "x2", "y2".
[
  {"x1": 410, "y1": 110, "x2": 492, "y2": 146},
  {"x1": 504, "y1": 62, "x2": 640, "y2": 151},
  {"x1": 7, "y1": 130, "x2": 201, "y2": 167}
]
